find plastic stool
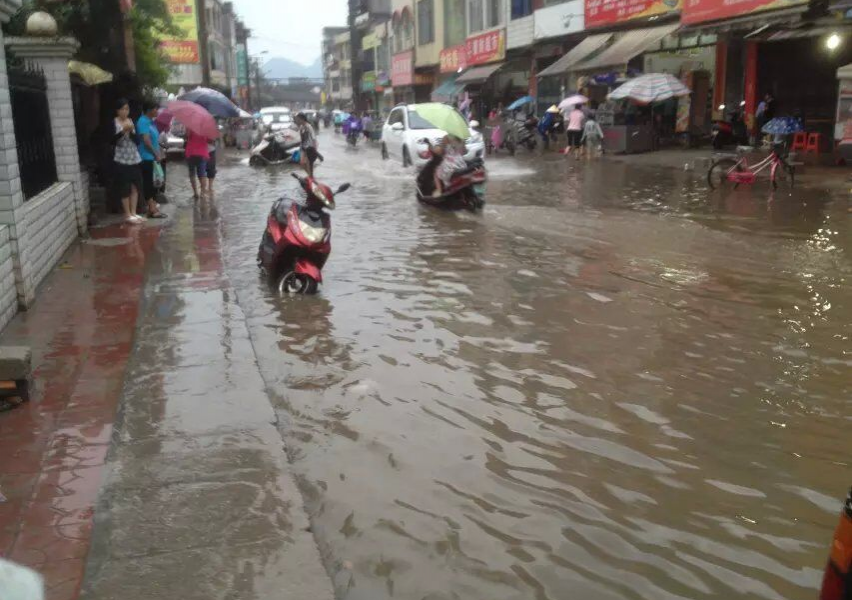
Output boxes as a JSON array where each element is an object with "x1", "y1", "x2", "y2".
[
  {"x1": 804, "y1": 132, "x2": 821, "y2": 155},
  {"x1": 790, "y1": 131, "x2": 807, "y2": 151}
]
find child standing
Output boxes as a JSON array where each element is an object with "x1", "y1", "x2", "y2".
[{"x1": 581, "y1": 114, "x2": 604, "y2": 158}]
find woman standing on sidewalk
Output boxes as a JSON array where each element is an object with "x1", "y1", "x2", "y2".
[
  {"x1": 136, "y1": 100, "x2": 166, "y2": 219},
  {"x1": 113, "y1": 99, "x2": 144, "y2": 224}
]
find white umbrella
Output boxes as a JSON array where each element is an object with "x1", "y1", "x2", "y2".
[
  {"x1": 608, "y1": 73, "x2": 690, "y2": 103},
  {"x1": 559, "y1": 94, "x2": 589, "y2": 110}
]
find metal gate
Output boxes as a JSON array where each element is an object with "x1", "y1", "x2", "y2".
[{"x1": 8, "y1": 57, "x2": 57, "y2": 200}]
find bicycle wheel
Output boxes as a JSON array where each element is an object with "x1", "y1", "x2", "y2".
[
  {"x1": 707, "y1": 158, "x2": 740, "y2": 190},
  {"x1": 771, "y1": 162, "x2": 795, "y2": 190}
]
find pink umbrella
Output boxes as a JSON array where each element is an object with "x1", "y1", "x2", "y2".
[
  {"x1": 166, "y1": 100, "x2": 218, "y2": 139},
  {"x1": 154, "y1": 108, "x2": 173, "y2": 133}
]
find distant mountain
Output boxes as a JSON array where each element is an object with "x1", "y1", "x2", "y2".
[{"x1": 263, "y1": 56, "x2": 323, "y2": 80}]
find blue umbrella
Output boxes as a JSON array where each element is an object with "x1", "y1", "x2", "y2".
[
  {"x1": 507, "y1": 96, "x2": 534, "y2": 111},
  {"x1": 178, "y1": 87, "x2": 240, "y2": 118},
  {"x1": 761, "y1": 116, "x2": 803, "y2": 135}
]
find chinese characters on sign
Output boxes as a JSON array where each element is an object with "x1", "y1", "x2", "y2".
[
  {"x1": 681, "y1": 0, "x2": 805, "y2": 24},
  {"x1": 160, "y1": 0, "x2": 200, "y2": 64},
  {"x1": 392, "y1": 51, "x2": 414, "y2": 87},
  {"x1": 439, "y1": 45, "x2": 467, "y2": 74},
  {"x1": 585, "y1": 0, "x2": 681, "y2": 28},
  {"x1": 439, "y1": 30, "x2": 505, "y2": 74}
]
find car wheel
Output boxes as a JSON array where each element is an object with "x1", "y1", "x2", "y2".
[
  {"x1": 381, "y1": 143, "x2": 389, "y2": 160},
  {"x1": 402, "y1": 146, "x2": 411, "y2": 168}
]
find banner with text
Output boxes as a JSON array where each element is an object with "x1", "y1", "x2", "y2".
[
  {"x1": 586, "y1": 0, "x2": 680, "y2": 28},
  {"x1": 681, "y1": 0, "x2": 805, "y2": 25},
  {"x1": 161, "y1": 0, "x2": 200, "y2": 64},
  {"x1": 440, "y1": 29, "x2": 505, "y2": 74},
  {"x1": 236, "y1": 44, "x2": 248, "y2": 85},
  {"x1": 392, "y1": 51, "x2": 414, "y2": 87}
]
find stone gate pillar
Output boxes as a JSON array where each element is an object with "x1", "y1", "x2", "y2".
[{"x1": 5, "y1": 36, "x2": 85, "y2": 236}]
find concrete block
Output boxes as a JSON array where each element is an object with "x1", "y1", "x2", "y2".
[{"x1": 0, "y1": 346, "x2": 31, "y2": 380}]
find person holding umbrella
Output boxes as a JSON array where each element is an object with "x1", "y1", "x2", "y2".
[
  {"x1": 136, "y1": 100, "x2": 166, "y2": 219},
  {"x1": 168, "y1": 100, "x2": 218, "y2": 200}
]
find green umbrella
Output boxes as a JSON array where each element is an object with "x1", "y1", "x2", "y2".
[{"x1": 411, "y1": 102, "x2": 469, "y2": 139}]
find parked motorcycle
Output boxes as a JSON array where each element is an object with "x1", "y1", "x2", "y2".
[
  {"x1": 712, "y1": 109, "x2": 749, "y2": 150},
  {"x1": 257, "y1": 173, "x2": 351, "y2": 294},
  {"x1": 414, "y1": 140, "x2": 486, "y2": 212},
  {"x1": 249, "y1": 130, "x2": 300, "y2": 166}
]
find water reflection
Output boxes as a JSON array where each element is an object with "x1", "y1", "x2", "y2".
[{"x1": 214, "y1": 137, "x2": 849, "y2": 600}]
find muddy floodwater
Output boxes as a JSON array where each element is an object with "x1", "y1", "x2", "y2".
[{"x1": 213, "y1": 134, "x2": 850, "y2": 600}]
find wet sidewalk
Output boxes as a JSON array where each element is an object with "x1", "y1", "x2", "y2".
[
  {"x1": 0, "y1": 222, "x2": 161, "y2": 599},
  {"x1": 0, "y1": 197, "x2": 333, "y2": 599}
]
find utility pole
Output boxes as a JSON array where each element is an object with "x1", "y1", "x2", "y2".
[
  {"x1": 197, "y1": 0, "x2": 211, "y2": 86},
  {"x1": 348, "y1": 0, "x2": 363, "y2": 111}
]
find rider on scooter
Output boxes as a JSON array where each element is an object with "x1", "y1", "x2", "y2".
[{"x1": 417, "y1": 135, "x2": 467, "y2": 197}]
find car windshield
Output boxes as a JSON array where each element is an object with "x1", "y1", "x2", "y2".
[
  {"x1": 407, "y1": 108, "x2": 454, "y2": 130},
  {"x1": 262, "y1": 113, "x2": 291, "y2": 124}
]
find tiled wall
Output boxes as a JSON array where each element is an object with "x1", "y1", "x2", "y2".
[
  {"x1": 22, "y1": 182, "x2": 77, "y2": 293},
  {"x1": 0, "y1": 225, "x2": 15, "y2": 331}
]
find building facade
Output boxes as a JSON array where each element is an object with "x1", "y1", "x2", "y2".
[{"x1": 341, "y1": 0, "x2": 852, "y2": 153}]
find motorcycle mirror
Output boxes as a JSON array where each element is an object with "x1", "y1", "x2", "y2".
[{"x1": 336, "y1": 183, "x2": 351, "y2": 194}]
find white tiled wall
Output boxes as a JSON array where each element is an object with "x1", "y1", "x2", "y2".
[
  {"x1": 0, "y1": 224, "x2": 15, "y2": 331},
  {"x1": 22, "y1": 182, "x2": 76, "y2": 293}
]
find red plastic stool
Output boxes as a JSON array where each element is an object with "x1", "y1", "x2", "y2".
[
  {"x1": 804, "y1": 132, "x2": 821, "y2": 156},
  {"x1": 790, "y1": 131, "x2": 807, "y2": 151}
]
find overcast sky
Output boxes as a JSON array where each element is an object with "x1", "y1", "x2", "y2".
[{"x1": 231, "y1": 0, "x2": 348, "y2": 65}]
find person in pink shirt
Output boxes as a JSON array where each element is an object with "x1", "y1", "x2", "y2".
[
  {"x1": 184, "y1": 130, "x2": 211, "y2": 199},
  {"x1": 565, "y1": 105, "x2": 586, "y2": 157}
]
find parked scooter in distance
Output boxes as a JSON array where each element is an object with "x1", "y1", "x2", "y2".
[
  {"x1": 257, "y1": 173, "x2": 351, "y2": 294},
  {"x1": 250, "y1": 129, "x2": 300, "y2": 166}
]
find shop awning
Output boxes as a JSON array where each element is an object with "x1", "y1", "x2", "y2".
[
  {"x1": 538, "y1": 33, "x2": 613, "y2": 78},
  {"x1": 759, "y1": 22, "x2": 852, "y2": 41},
  {"x1": 571, "y1": 23, "x2": 680, "y2": 72},
  {"x1": 431, "y1": 74, "x2": 465, "y2": 101},
  {"x1": 456, "y1": 62, "x2": 505, "y2": 84}
]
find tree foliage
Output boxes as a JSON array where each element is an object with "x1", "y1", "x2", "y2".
[{"x1": 4, "y1": 0, "x2": 180, "y2": 89}]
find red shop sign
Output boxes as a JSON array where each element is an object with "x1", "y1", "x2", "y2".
[
  {"x1": 681, "y1": 0, "x2": 805, "y2": 25},
  {"x1": 465, "y1": 29, "x2": 505, "y2": 66},
  {"x1": 439, "y1": 44, "x2": 468, "y2": 74},
  {"x1": 585, "y1": 0, "x2": 681, "y2": 27},
  {"x1": 391, "y1": 50, "x2": 414, "y2": 87}
]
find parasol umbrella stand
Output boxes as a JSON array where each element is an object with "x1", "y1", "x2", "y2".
[
  {"x1": 166, "y1": 101, "x2": 219, "y2": 139},
  {"x1": 608, "y1": 73, "x2": 690, "y2": 104}
]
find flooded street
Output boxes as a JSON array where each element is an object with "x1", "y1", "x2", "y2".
[{"x1": 214, "y1": 132, "x2": 850, "y2": 600}]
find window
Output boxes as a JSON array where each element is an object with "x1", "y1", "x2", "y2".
[
  {"x1": 487, "y1": 0, "x2": 502, "y2": 27},
  {"x1": 403, "y1": 14, "x2": 414, "y2": 48},
  {"x1": 332, "y1": 78, "x2": 340, "y2": 92},
  {"x1": 444, "y1": 0, "x2": 466, "y2": 46},
  {"x1": 468, "y1": 0, "x2": 483, "y2": 33},
  {"x1": 388, "y1": 108, "x2": 404, "y2": 126},
  {"x1": 418, "y1": 0, "x2": 434, "y2": 45},
  {"x1": 511, "y1": 0, "x2": 531, "y2": 19}
]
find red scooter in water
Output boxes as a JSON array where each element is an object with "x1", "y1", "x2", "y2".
[{"x1": 257, "y1": 173, "x2": 350, "y2": 293}]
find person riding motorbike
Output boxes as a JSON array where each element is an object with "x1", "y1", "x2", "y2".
[
  {"x1": 417, "y1": 136, "x2": 467, "y2": 197},
  {"x1": 345, "y1": 113, "x2": 363, "y2": 145}
]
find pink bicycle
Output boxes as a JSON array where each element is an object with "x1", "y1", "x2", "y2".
[{"x1": 707, "y1": 142, "x2": 795, "y2": 190}]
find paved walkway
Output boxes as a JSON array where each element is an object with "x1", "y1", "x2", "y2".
[{"x1": 0, "y1": 194, "x2": 333, "y2": 599}]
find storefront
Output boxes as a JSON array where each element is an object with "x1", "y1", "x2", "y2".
[
  {"x1": 532, "y1": 0, "x2": 586, "y2": 111},
  {"x1": 683, "y1": 0, "x2": 852, "y2": 150},
  {"x1": 440, "y1": 28, "x2": 507, "y2": 119},
  {"x1": 391, "y1": 50, "x2": 416, "y2": 104}
]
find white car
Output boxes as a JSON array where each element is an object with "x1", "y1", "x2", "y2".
[
  {"x1": 381, "y1": 104, "x2": 484, "y2": 168},
  {"x1": 259, "y1": 106, "x2": 293, "y2": 132}
]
